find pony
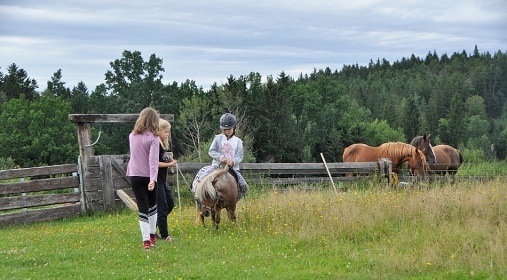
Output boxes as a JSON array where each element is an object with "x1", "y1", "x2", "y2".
[
  {"x1": 193, "y1": 164, "x2": 238, "y2": 229},
  {"x1": 409, "y1": 134, "x2": 436, "y2": 165},
  {"x1": 342, "y1": 142, "x2": 428, "y2": 176},
  {"x1": 429, "y1": 145, "x2": 464, "y2": 180}
]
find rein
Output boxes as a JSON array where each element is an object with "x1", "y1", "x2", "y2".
[{"x1": 202, "y1": 188, "x2": 222, "y2": 214}]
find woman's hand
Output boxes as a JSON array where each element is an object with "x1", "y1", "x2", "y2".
[{"x1": 148, "y1": 180, "x2": 155, "y2": 191}]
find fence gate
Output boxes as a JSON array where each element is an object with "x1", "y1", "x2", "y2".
[{"x1": 69, "y1": 114, "x2": 174, "y2": 212}]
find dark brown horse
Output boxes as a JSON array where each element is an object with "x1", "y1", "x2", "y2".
[
  {"x1": 410, "y1": 134, "x2": 436, "y2": 165},
  {"x1": 193, "y1": 164, "x2": 238, "y2": 229},
  {"x1": 342, "y1": 142, "x2": 428, "y2": 176},
  {"x1": 430, "y1": 145, "x2": 464, "y2": 178}
]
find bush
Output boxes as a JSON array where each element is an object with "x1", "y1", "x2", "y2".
[
  {"x1": 0, "y1": 156, "x2": 15, "y2": 170},
  {"x1": 461, "y1": 148, "x2": 485, "y2": 164}
]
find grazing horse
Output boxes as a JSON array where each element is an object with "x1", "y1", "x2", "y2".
[
  {"x1": 430, "y1": 145, "x2": 464, "y2": 179},
  {"x1": 342, "y1": 142, "x2": 428, "y2": 176},
  {"x1": 193, "y1": 164, "x2": 238, "y2": 229},
  {"x1": 410, "y1": 134, "x2": 436, "y2": 165}
]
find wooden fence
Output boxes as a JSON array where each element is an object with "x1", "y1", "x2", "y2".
[
  {"x1": 81, "y1": 156, "x2": 391, "y2": 212},
  {"x1": 0, "y1": 158, "x2": 391, "y2": 226},
  {"x1": 0, "y1": 164, "x2": 81, "y2": 226}
]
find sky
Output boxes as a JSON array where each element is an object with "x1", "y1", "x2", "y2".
[{"x1": 1, "y1": 0, "x2": 506, "y2": 92}]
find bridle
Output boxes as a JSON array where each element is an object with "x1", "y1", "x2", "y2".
[
  {"x1": 200, "y1": 187, "x2": 222, "y2": 215},
  {"x1": 411, "y1": 152, "x2": 428, "y2": 176}
]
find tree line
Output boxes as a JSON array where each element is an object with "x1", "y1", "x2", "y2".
[{"x1": 1, "y1": 46, "x2": 506, "y2": 169}]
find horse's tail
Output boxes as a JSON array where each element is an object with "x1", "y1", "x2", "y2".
[
  {"x1": 457, "y1": 149, "x2": 464, "y2": 165},
  {"x1": 342, "y1": 145, "x2": 353, "y2": 162}
]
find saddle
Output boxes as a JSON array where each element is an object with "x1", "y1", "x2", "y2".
[{"x1": 228, "y1": 168, "x2": 239, "y2": 185}]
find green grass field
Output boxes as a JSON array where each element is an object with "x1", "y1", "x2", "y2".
[{"x1": 1, "y1": 177, "x2": 506, "y2": 279}]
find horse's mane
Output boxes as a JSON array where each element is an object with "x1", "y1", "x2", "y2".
[
  {"x1": 194, "y1": 165, "x2": 229, "y2": 203},
  {"x1": 379, "y1": 142, "x2": 415, "y2": 159},
  {"x1": 410, "y1": 136, "x2": 423, "y2": 146}
]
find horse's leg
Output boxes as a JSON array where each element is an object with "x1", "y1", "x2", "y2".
[
  {"x1": 227, "y1": 205, "x2": 237, "y2": 223},
  {"x1": 196, "y1": 202, "x2": 206, "y2": 227},
  {"x1": 449, "y1": 168, "x2": 458, "y2": 184},
  {"x1": 199, "y1": 210, "x2": 205, "y2": 227},
  {"x1": 212, "y1": 209, "x2": 221, "y2": 230}
]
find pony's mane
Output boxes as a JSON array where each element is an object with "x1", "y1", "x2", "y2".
[
  {"x1": 379, "y1": 142, "x2": 415, "y2": 158},
  {"x1": 194, "y1": 166, "x2": 229, "y2": 203}
]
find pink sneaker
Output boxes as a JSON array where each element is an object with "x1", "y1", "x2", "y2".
[
  {"x1": 165, "y1": 236, "x2": 174, "y2": 241},
  {"x1": 143, "y1": 240, "x2": 151, "y2": 251}
]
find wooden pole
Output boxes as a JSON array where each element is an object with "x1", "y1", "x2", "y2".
[{"x1": 320, "y1": 153, "x2": 338, "y2": 195}]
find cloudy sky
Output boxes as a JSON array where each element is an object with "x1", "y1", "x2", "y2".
[{"x1": 1, "y1": 0, "x2": 506, "y2": 91}]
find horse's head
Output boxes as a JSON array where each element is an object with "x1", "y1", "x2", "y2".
[
  {"x1": 407, "y1": 147, "x2": 428, "y2": 177},
  {"x1": 410, "y1": 134, "x2": 436, "y2": 165},
  {"x1": 199, "y1": 190, "x2": 219, "y2": 218},
  {"x1": 194, "y1": 171, "x2": 220, "y2": 218}
]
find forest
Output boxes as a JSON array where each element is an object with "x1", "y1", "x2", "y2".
[{"x1": 0, "y1": 46, "x2": 506, "y2": 169}]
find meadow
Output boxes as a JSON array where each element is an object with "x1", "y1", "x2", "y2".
[{"x1": 1, "y1": 177, "x2": 506, "y2": 279}]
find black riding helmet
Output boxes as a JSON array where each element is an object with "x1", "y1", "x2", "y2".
[{"x1": 220, "y1": 113, "x2": 236, "y2": 129}]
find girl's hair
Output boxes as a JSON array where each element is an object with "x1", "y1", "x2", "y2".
[
  {"x1": 158, "y1": 118, "x2": 171, "y2": 150},
  {"x1": 132, "y1": 107, "x2": 160, "y2": 135}
]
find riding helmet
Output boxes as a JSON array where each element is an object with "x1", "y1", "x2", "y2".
[{"x1": 220, "y1": 113, "x2": 237, "y2": 129}]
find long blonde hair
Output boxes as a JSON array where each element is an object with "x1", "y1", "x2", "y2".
[
  {"x1": 159, "y1": 118, "x2": 171, "y2": 150},
  {"x1": 133, "y1": 107, "x2": 159, "y2": 135}
]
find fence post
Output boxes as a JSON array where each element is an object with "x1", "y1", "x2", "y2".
[
  {"x1": 320, "y1": 153, "x2": 338, "y2": 195},
  {"x1": 77, "y1": 156, "x2": 87, "y2": 213},
  {"x1": 377, "y1": 158, "x2": 392, "y2": 185},
  {"x1": 21, "y1": 178, "x2": 27, "y2": 212},
  {"x1": 100, "y1": 155, "x2": 116, "y2": 211}
]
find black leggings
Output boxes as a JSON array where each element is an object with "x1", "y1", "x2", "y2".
[
  {"x1": 157, "y1": 182, "x2": 174, "y2": 238},
  {"x1": 130, "y1": 176, "x2": 157, "y2": 221}
]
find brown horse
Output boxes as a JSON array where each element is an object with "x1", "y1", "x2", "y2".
[
  {"x1": 193, "y1": 164, "x2": 238, "y2": 229},
  {"x1": 410, "y1": 134, "x2": 436, "y2": 165},
  {"x1": 430, "y1": 145, "x2": 464, "y2": 179},
  {"x1": 342, "y1": 142, "x2": 428, "y2": 176}
]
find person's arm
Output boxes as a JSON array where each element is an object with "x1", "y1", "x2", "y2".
[
  {"x1": 208, "y1": 135, "x2": 222, "y2": 161},
  {"x1": 233, "y1": 138, "x2": 244, "y2": 168},
  {"x1": 159, "y1": 159, "x2": 177, "y2": 168},
  {"x1": 149, "y1": 135, "x2": 159, "y2": 183}
]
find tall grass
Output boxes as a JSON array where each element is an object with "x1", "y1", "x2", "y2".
[
  {"x1": 1, "y1": 178, "x2": 506, "y2": 279},
  {"x1": 458, "y1": 161, "x2": 507, "y2": 176}
]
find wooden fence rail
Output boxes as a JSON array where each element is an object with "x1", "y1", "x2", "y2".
[
  {"x1": 0, "y1": 164, "x2": 81, "y2": 227},
  {"x1": 176, "y1": 161, "x2": 387, "y2": 185}
]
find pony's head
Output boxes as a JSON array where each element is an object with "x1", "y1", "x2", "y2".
[
  {"x1": 194, "y1": 174, "x2": 218, "y2": 218},
  {"x1": 410, "y1": 134, "x2": 436, "y2": 164}
]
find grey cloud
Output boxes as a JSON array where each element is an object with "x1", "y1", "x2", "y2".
[{"x1": 0, "y1": 0, "x2": 505, "y2": 90}]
